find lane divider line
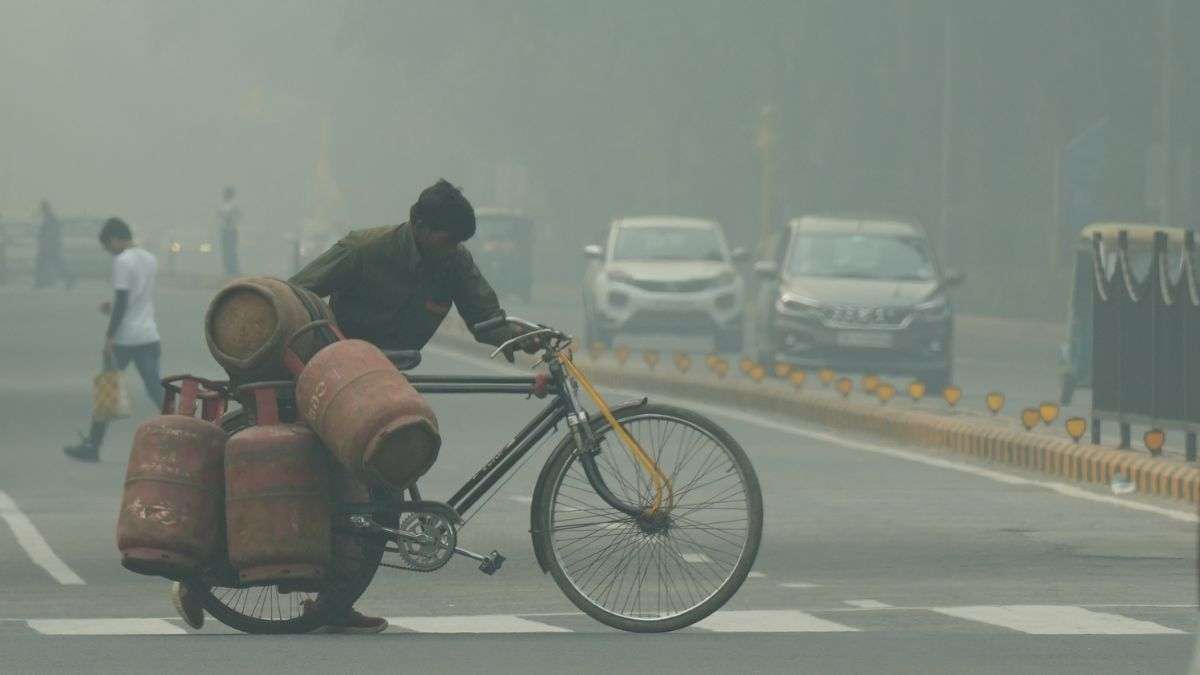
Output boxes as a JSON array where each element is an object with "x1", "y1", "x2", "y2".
[{"x1": 0, "y1": 489, "x2": 85, "y2": 585}]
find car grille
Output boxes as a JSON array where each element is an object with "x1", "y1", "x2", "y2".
[
  {"x1": 626, "y1": 277, "x2": 715, "y2": 293},
  {"x1": 819, "y1": 305, "x2": 911, "y2": 327}
]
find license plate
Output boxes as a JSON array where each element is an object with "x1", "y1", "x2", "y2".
[{"x1": 836, "y1": 331, "x2": 894, "y2": 349}]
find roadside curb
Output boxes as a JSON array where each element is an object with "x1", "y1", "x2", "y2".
[{"x1": 434, "y1": 322, "x2": 1200, "y2": 506}]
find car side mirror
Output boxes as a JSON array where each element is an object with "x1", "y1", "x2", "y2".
[
  {"x1": 753, "y1": 260, "x2": 779, "y2": 279},
  {"x1": 941, "y1": 269, "x2": 965, "y2": 289},
  {"x1": 730, "y1": 247, "x2": 749, "y2": 263},
  {"x1": 583, "y1": 244, "x2": 603, "y2": 260}
]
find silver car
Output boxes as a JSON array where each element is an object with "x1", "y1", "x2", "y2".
[
  {"x1": 582, "y1": 216, "x2": 747, "y2": 351},
  {"x1": 751, "y1": 215, "x2": 963, "y2": 389}
]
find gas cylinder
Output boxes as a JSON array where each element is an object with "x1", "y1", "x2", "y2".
[
  {"x1": 117, "y1": 414, "x2": 226, "y2": 580},
  {"x1": 296, "y1": 339, "x2": 441, "y2": 489},
  {"x1": 224, "y1": 387, "x2": 332, "y2": 584},
  {"x1": 204, "y1": 276, "x2": 338, "y2": 384}
]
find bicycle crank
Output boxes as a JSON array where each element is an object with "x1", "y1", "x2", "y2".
[{"x1": 452, "y1": 547, "x2": 506, "y2": 576}]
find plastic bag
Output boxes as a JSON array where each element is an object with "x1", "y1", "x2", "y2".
[{"x1": 93, "y1": 369, "x2": 132, "y2": 422}]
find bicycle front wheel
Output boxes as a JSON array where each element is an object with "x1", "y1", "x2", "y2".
[{"x1": 533, "y1": 403, "x2": 763, "y2": 632}]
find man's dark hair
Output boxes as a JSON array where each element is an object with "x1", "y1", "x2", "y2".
[
  {"x1": 99, "y1": 217, "x2": 133, "y2": 244},
  {"x1": 410, "y1": 179, "x2": 475, "y2": 241}
]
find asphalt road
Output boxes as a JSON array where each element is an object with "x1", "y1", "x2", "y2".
[{"x1": 0, "y1": 283, "x2": 1196, "y2": 674}]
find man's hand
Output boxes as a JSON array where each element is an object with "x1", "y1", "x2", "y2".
[
  {"x1": 501, "y1": 329, "x2": 545, "y2": 363},
  {"x1": 99, "y1": 300, "x2": 112, "y2": 316}
]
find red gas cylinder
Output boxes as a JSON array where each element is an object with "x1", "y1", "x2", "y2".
[
  {"x1": 225, "y1": 387, "x2": 332, "y2": 584},
  {"x1": 117, "y1": 378, "x2": 227, "y2": 580},
  {"x1": 296, "y1": 339, "x2": 441, "y2": 489}
]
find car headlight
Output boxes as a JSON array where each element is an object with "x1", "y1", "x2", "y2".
[
  {"x1": 914, "y1": 296, "x2": 950, "y2": 322},
  {"x1": 606, "y1": 270, "x2": 635, "y2": 285},
  {"x1": 715, "y1": 271, "x2": 737, "y2": 287},
  {"x1": 776, "y1": 293, "x2": 821, "y2": 316}
]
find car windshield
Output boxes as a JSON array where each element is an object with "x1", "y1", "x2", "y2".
[
  {"x1": 786, "y1": 233, "x2": 936, "y2": 281},
  {"x1": 611, "y1": 226, "x2": 726, "y2": 262}
]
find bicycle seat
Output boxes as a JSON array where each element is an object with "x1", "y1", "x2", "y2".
[{"x1": 381, "y1": 349, "x2": 422, "y2": 371}]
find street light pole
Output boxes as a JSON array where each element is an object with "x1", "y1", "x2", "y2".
[
  {"x1": 939, "y1": 8, "x2": 953, "y2": 263},
  {"x1": 1160, "y1": 0, "x2": 1174, "y2": 228}
]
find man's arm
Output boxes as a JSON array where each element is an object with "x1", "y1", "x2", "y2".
[
  {"x1": 105, "y1": 289, "x2": 129, "y2": 341},
  {"x1": 289, "y1": 242, "x2": 356, "y2": 297}
]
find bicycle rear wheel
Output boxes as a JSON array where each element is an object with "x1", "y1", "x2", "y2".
[
  {"x1": 187, "y1": 408, "x2": 393, "y2": 634},
  {"x1": 532, "y1": 403, "x2": 763, "y2": 633}
]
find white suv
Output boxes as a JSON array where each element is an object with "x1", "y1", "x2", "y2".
[{"x1": 582, "y1": 216, "x2": 746, "y2": 351}]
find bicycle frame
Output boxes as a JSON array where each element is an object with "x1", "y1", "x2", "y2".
[{"x1": 342, "y1": 356, "x2": 645, "y2": 522}]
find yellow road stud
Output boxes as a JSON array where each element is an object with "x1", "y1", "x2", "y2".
[
  {"x1": 789, "y1": 370, "x2": 807, "y2": 390},
  {"x1": 1038, "y1": 401, "x2": 1059, "y2": 425},
  {"x1": 1144, "y1": 429, "x2": 1166, "y2": 456},
  {"x1": 836, "y1": 377, "x2": 853, "y2": 398},
  {"x1": 985, "y1": 392, "x2": 1005, "y2": 415},
  {"x1": 1064, "y1": 417, "x2": 1087, "y2": 443}
]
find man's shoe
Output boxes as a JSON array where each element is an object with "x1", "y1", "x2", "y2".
[
  {"x1": 301, "y1": 600, "x2": 387, "y2": 635},
  {"x1": 326, "y1": 608, "x2": 388, "y2": 634},
  {"x1": 170, "y1": 581, "x2": 205, "y2": 630},
  {"x1": 63, "y1": 438, "x2": 99, "y2": 463}
]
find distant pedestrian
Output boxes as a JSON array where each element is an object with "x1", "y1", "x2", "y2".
[
  {"x1": 64, "y1": 218, "x2": 163, "y2": 462},
  {"x1": 217, "y1": 186, "x2": 240, "y2": 276},
  {"x1": 33, "y1": 200, "x2": 76, "y2": 289}
]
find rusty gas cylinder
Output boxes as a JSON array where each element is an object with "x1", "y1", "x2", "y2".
[
  {"x1": 224, "y1": 387, "x2": 332, "y2": 584},
  {"x1": 204, "y1": 276, "x2": 338, "y2": 384},
  {"x1": 117, "y1": 415, "x2": 227, "y2": 580},
  {"x1": 297, "y1": 339, "x2": 441, "y2": 489}
]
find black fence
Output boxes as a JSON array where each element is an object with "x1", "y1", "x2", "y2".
[{"x1": 1091, "y1": 229, "x2": 1198, "y2": 459}]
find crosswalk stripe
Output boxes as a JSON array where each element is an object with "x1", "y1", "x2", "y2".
[
  {"x1": 695, "y1": 610, "x2": 858, "y2": 633},
  {"x1": 931, "y1": 605, "x2": 1186, "y2": 635},
  {"x1": 845, "y1": 600, "x2": 892, "y2": 609},
  {"x1": 385, "y1": 614, "x2": 572, "y2": 633},
  {"x1": 28, "y1": 619, "x2": 186, "y2": 635}
]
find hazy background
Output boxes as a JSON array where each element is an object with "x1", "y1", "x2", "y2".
[{"x1": 2, "y1": 0, "x2": 1197, "y2": 318}]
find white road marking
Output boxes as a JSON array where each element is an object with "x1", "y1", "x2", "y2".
[
  {"x1": 386, "y1": 614, "x2": 571, "y2": 633},
  {"x1": 931, "y1": 605, "x2": 1186, "y2": 635},
  {"x1": 696, "y1": 609, "x2": 858, "y2": 633},
  {"x1": 427, "y1": 344, "x2": 1199, "y2": 524},
  {"x1": 508, "y1": 495, "x2": 532, "y2": 504},
  {"x1": 28, "y1": 619, "x2": 185, "y2": 635},
  {"x1": 747, "y1": 571, "x2": 766, "y2": 579},
  {"x1": 681, "y1": 553, "x2": 712, "y2": 563},
  {"x1": 844, "y1": 600, "x2": 893, "y2": 609},
  {"x1": 0, "y1": 489, "x2": 85, "y2": 585},
  {"x1": 780, "y1": 582, "x2": 821, "y2": 589}
]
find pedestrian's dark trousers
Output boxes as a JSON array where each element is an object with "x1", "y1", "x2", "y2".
[
  {"x1": 87, "y1": 342, "x2": 164, "y2": 449},
  {"x1": 221, "y1": 227, "x2": 240, "y2": 276}
]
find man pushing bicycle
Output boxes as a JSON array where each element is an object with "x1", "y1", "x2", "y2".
[{"x1": 171, "y1": 179, "x2": 543, "y2": 634}]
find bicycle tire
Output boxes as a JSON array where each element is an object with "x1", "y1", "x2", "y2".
[
  {"x1": 187, "y1": 408, "x2": 392, "y2": 634},
  {"x1": 532, "y1": 403, "x2": 763, "y2": 633}
]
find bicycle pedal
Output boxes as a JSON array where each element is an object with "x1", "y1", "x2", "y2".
[{"x1": 478, "y1": 551, "x2": 505, "y2": 576}]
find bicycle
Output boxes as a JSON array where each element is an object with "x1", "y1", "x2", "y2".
[{"x1": 187, "y1": 317, "x2": 763, "y2": 634}]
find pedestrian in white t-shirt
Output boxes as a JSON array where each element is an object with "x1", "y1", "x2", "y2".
[{"x1": 65, "y1": 217, "x2": 164, "y2": 462}]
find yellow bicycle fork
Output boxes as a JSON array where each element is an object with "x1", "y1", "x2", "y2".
[{"x1": 557, "y1": 352, "x2": 674, "y2": 514}]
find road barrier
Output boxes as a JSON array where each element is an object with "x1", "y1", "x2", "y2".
[
  {"x1": 434, "y1": 318, "x2": 1200, "y2": 505},
  {"x1": 1091, "y1": 230, "x2": 1199, "y2": 458}
]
